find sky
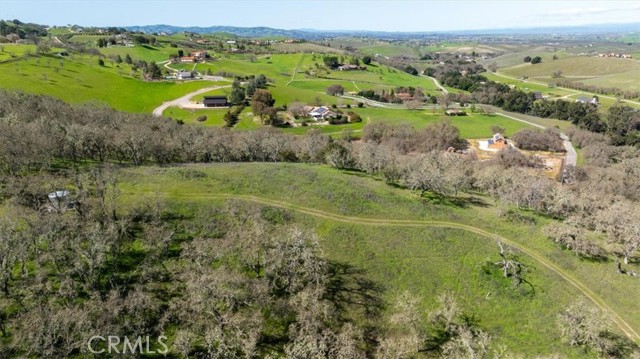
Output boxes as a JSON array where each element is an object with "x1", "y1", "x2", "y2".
[{"x1": 1, "y1": 0, "x2": 639, "y2": 32}]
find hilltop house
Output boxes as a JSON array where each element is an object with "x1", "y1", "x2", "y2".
[
  {"x1": 203, "y1": 96, "x2": 228, "y2": 107},
  {"x1": 576, "y1": 96, "x2": 598, "y2": 105}
]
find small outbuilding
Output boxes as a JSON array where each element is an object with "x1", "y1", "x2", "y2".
[
  {"x1": 445, "y1": 109, "x2": 467, "y2": 116},
  {"x1": 203, "y1": 96, "x2": 228, "y2": 107}
]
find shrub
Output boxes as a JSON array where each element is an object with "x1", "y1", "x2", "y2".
[
  {"x1": 196, "y1": 115, "x2": 207, "y2": 122},
  {"x1": 326, "y1": 84, "x2": 345, "y2": 96},
  {"x1": 512, "y1": 128, "x2": 564, "y2": 152},
  {"x1": 347, "y1": 111, "x2": 362, "y2": 123}
]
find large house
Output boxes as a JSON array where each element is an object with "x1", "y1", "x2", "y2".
[
  {"x1": 203, "y1": 96, "x2": 228, "y2": 107},
  {"x1": 307, "y1": 106, "x2": 337, "y2": 121}
]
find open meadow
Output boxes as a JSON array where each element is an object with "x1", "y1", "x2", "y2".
[{"x1": 118, "y1": 162, "x2": 640, "y2": 357}]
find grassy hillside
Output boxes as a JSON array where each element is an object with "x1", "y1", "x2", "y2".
[
  {"x1": 99, "y1": 44, "x2": 179, "y2": 63},
  {"x1": 118, "y1": 162, "x2": 640, "y2": 357},
  {"x1": 502, "y1": 56, "x2": 640, "y2": 78},
  {"x1": 0, "y1": 49, "x2": 220, "y2": 112},
  {"x1": 580, "y1": 69, "x2": 640, "y2": 92}
]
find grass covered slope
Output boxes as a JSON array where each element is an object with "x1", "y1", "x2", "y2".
[
  {"x1": 502, "y1": 56, "x2": 640, "y2": 78},
  {"x1": 0, "y1": 52, "x2": 218, "y2": 112},
  {"x1": 119, "y1": 162, "x2": 640, "y2": 357}
]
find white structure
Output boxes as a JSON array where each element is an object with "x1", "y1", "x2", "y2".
[
  {"x1": 576, "y1": 96, "x2": 598, "y2": 105},
  {"x1": 48, "y1": 190, "x2": 70, "y2": 211},
  {"x1": 307, "y1": 106, "x2": 336, "y2": 121},
  {"x1": 177, "y1": 70, "x2": 193, "y2": 80}
]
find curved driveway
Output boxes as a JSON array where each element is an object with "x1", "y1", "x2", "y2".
[{"x1": 152, "y1": 85, "x2": 231, "y2": 117}]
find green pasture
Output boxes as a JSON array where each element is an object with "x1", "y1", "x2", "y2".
[
  {"x1": 99, "y1": 44, "x2": 179, "y2": 63},
  {"x1": 0, "y1": 44, "x2": 40, "y2": 61},
  {"x1": 357, "y1": 108, "x2": 533, "y2": 138},
  {"x1": 162, "y1": 106, "x2": 260, "y2": 129},
  {"x1": 502, "y1": 56, "x2": 640, "y2": 79},
  {"x1": 0, "y1": 53, "x2": 220, "y2": 112}
]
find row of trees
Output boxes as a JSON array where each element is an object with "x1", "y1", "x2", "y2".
[{"x1": 1, "y1": 91, "x2": 639, "y2": 270}]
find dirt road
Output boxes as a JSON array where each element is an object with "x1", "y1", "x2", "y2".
[{"x1": 152, "y1": 85, "x2": 231, "y2": 117}]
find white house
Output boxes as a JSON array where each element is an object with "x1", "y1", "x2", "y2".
[
  {"x1": 576, "y1": 96, "x2": 598, "y2": 105},
  {"x1": 307, "y1": 106, "x2": 336, "y2": 121}
]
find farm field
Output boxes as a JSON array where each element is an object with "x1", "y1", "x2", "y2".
[
  {"x1": 579, "y1": 69, "x2": 640, "y2": 92},
  {"x1": 501, "y1": 55, "x2": 640, "y2": 77},
  {"x1": 118, "y1": 162, "x2": 640, "y2": 357},
  {"x1": 482, "y1": 72, "x2": 575, "y2": 98},
  {"x1": 270, "y1": 42, "x2": 344, "y2": 54},
  {"x1": 482, "y1": 48, "x2": 570, "y2": 68}
]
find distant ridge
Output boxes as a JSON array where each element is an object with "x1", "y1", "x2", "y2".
[{"x1": 124, "y1": 22, "x2": 640, "y2": 39}]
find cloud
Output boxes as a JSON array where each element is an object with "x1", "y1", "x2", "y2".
[
  {"x1": 543, "y1": 3, "x2": 640, "y2": 17},
  {"x1": 545, "y1": 7, "x2": 610, "y2": 16}
]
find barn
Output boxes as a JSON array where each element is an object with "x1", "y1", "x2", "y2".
[{"x1": 203, "y1": 96, "x2": 228, "y2": 107}]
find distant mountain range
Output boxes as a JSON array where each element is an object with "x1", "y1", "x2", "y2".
[{"x1": 124, "y1": 22, "x2": 640, "y2": 39}]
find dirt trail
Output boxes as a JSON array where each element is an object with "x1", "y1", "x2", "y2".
[{"x1": 164, "y1": 192, "x2": 640, "y2": 342}]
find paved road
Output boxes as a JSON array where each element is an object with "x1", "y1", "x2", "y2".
[{"x1": 152, "y1": 85, "x2": 231, "y2": 117}]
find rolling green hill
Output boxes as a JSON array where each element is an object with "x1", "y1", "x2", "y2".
[
  {"x1": 119, "y1": 162, "x2": 640, "y2": 357},
  {"x1": 0, "y1": 47, "x2": 220, "y2": 112}
]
